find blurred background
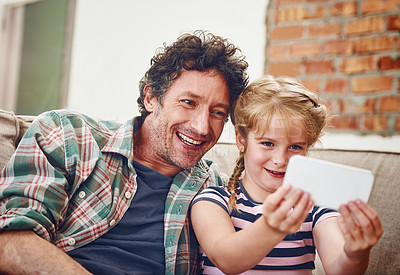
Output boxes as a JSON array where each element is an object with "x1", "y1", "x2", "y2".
[{"x1": 0, "y1": 0, "x2": 399, "y2": 151}]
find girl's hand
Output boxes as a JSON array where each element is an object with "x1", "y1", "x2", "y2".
[
  {"x1": 262, "y1": 185, "x2": 313, "y2": 235},
  {"x1": 338, "y1": 200, "x2": 383, "y2": 259}
]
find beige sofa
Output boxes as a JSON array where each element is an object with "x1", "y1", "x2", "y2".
[{"x1": 1, "y1": 109, "x2": 399, "y2": 275}]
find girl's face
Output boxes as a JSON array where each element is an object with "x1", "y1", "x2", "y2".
[{"x1": 237, "y1": 115, "x2": 308, "y2": 202}]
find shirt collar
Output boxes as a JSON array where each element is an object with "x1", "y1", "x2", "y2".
[{"x1": 101, "y1": 116, "x2": 144, "y2": 162}]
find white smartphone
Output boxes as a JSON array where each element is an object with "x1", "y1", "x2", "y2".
[{"x1": 283, "y1": 155, "x2": 374, "y2": 209}]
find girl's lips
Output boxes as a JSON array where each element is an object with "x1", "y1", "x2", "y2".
[{"x1": 265, "y1": 168, "x2": 286, "y2": 178}]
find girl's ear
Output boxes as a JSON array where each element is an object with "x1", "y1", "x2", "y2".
[
  {"x1": 236, "y1": 131, "x2": 246, "y2": 153},
  {"x1": 143, "y1": 86, "x2": 158, "y2": 112}
]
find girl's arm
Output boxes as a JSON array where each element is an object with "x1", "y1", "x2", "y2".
[
  {"x1": 314, "y1": 200, "x2": 383, "y2": 275},
  {"x1": 191, "y1": 185, "x2": 313, "y2": 274}
]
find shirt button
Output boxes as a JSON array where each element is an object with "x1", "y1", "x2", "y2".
[
  {"x1": 124, "y1": 191, "x2": 132, "y2": 199},
  {"x1": 67, "y1": 238, "x2": 76, "y2": 246},
  {"x1": 78, "y1": 191, "x2": 86, "y2": 199},
  {"x1": 109, "y1": 219, "x2": 116, "y2": 227}
]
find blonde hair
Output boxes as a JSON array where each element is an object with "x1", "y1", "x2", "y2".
[{"x1": 227, "y1": 75, "x2": 330, "y2": 211}]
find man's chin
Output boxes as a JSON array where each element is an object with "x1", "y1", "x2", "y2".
[{"x1": 170, "y1": 154, "x2": 204, "y2": 169}]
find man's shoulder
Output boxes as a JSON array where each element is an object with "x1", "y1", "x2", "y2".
[{"x1": 35, "y1": 109, "x2": 123, "y2": 133}]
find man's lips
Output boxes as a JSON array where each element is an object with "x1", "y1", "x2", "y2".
[
  {"x1": 177, "y1": 132, "x2": 205, "y2": 146},
  {"x1": 265, "y1": 168, "x2": 285, "y2": 178}
]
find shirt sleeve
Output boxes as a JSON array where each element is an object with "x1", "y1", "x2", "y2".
[
  {"x1": 312, "y1": 206, "x2": 340, "y2": 228},
  {"x1": 191, "y1": 186, "x2": 230, "y2": 214},
  {"x1": 0, "y1": 111, "x2": 70, "y2": 241}
]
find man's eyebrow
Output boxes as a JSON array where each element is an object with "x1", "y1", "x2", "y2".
[{"x1": 182, "y1": 91, "x2": 229, "y2": 110}]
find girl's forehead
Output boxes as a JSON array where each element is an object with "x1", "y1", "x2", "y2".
[{"x1": 253, "y1": 115, "x2": 306, "y2": 141}]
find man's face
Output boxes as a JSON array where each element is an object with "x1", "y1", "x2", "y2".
[{"x1": 145, "y1": 69, "x2": 230, "y2": 173}]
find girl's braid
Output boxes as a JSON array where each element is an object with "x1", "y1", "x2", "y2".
[{"x1": 227, "y1": 152, "x2": 245, "y2": 211}]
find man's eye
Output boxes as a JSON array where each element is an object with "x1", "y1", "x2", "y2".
[
  {"x1": 182, "y1": 100, "x2": 195, "y2": 106},
  {"x1": 213, "y1": 110, "x2": 227, "y2": 118}
]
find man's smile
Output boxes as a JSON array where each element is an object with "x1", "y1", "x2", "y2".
[{"x1": 177, "y1": 132, "x2": 204, "y2": 146}]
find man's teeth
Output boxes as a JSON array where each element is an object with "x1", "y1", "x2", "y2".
[{"x1": 178, "y1": 133, "x2": 202, "y2": 146}]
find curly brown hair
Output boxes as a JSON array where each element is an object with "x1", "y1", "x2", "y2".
[{"x1": 137, "y1": 30, "x2": 249, "y2": 118}]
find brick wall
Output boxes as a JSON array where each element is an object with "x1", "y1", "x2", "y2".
[{"x1": 265, "y1": 0, "x2": 400, "y2": 135}]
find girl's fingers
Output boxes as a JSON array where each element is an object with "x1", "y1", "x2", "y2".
[
  {"x1": 339, "y1": 201, "x2": 384, "y2": 256},
  {"x1": 263, "y1": 184, "x2": 292, "y2": 214},
  {"x1": 354, "y1": 200, "x2": 384, "y2": 238},
  {"x1": 264, "y1": 186, "x2": 312, "y2": 233}
]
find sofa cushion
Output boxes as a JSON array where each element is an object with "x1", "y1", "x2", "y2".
[{"x1": 0, "y1": 110, "x2": 35, "y2": 169}]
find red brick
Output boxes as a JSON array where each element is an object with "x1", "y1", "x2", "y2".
[
  {"x1": 398, "y1": 79, "x2": 400, "y2": 92},
  {"x1": 330, "y1": 115, "x2": 359, "y2": 130},
  {"x1": 269, "y1": 44, "x2": 286, "y2": 59},
  {"x1": 330, "y1": 2, "x2": 357, "y2": 16},
  {"x1": 388, "y1": 14, "x2": 400, "y2": 31},
  {"x1": 300, "y1": 78, "x2": 321, "y2": 93},
  {"x1": 276, "y1": 0, "x2": 303, "y2": 6},
  {"x1": 352, "y1": 76, "x2": 393, "y2": 93},
  {"x1": 378, "y1": 56, "x2": 400, "y2": 70},
  {"x1": 309, "y1": 23, "x2": 341, "y2": 37},
  {"x1": 345, "y1": 16, "x2": 385, "y2": 35},
  {"x1": 379, "y1": 96, "x2": 400, "y2": 112},
  {"x1": 396, "y1": 116, "x2": 400, "y2": 131},
  {"x1": 323, "y1": 40, "x2": 352, "y2": 55},
  {"x1": 361, "y1": 0, "x2": 398, "y2": 14},
  {"x1": 353, "y1": 36, "x2": 395, "y2": 53},
  {"x1": 339, "y1": 56, "x2": 376, "y2": 74},
  {"x1": 271, "y1": 25, "x2": 304, "y2": 40},
  {"x1": 363, "y1": 115, "x2": 387, "y2": 131},
  {"x1": 277, "y1": 5, "x2": 325, "y2": 22},
  {"x1": 268, "y1": 61, "x2": 302, "y2": 77},
  {"x1": 304, "y1": 5, "x2": 325, "y2": 20},
  {"x1": 325, "y1": 78, "x2": 349, "y2": 94},
  {"x1": 357, "y1": 98, "x2": 377, "y2": 113},
  {"x1": 289, "y1": 41, "x2": 321, "y2": 57},
  {"x1": 278, "y1": 7, "x2": 307, "y2": 22},
  {"x1": 337, "y1": 99, "x2": 347, "y2": 113},
  {"x1": 304, "y1": 60, "x2": 334, "y2": 74}
]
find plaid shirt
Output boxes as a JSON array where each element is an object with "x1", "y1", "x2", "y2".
[{"x1": 0, "y1": 110, "x2": 224, "y2": 274}]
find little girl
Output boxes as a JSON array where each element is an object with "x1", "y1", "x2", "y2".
[{"x1": 191, "y1": 75, "x2": 383, "y2": 274}]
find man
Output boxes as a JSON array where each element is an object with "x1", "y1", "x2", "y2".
[{"x1": 0, "y1": 30, "x2": 248, "y2": 274}]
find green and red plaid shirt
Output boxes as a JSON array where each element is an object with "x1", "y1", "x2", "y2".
[{"x1": 0, "y1": 110, "x2": 224, "y2": 274}]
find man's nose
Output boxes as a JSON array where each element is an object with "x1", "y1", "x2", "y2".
[{"x1": 190, "y1": 108, "x2": 210, "y2": 136}]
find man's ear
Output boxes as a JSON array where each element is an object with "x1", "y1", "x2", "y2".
[
  {"x1": 143, "y1": 85, "x2": 158, "y2": 112},
  {"x1": 236, "y1": 131, "x2": 246, "y2": 153}
]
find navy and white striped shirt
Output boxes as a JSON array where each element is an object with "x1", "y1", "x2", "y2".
[{"x1": 192, "y1": 183, "x2": 339, "y2": 274}]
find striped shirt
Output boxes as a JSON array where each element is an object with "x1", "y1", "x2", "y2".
[
  {"x1": 192, "y1": 183, "x2": 340, "y2": 274},
  {"x1": 0, "y1": 110, "x2": 224, "y2": 274}
]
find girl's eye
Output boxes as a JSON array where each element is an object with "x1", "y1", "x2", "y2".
[
  {"x1": 262, "y1": 141, "x2": 274, "y2": 147},
  {"x1": 290, "y1": 144, "x2": 303, "y2": 150}
]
